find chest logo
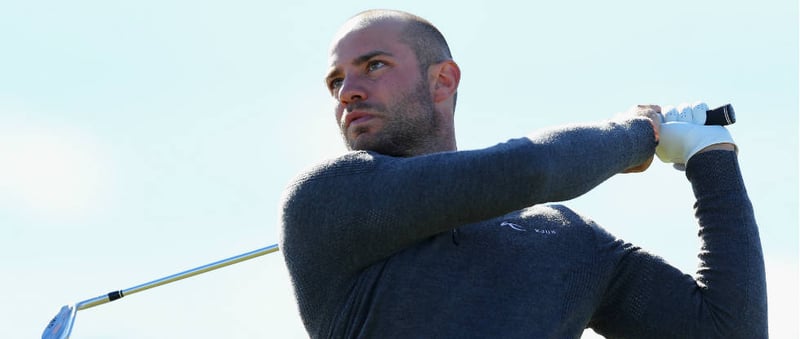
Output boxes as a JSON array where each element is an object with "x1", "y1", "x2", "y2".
[
  {"x1": 500, "y1": 221, "x2": 557, "y2": 235},
  {"x1": 500, "y1": 221, "x2": 527, "y2": 232}
]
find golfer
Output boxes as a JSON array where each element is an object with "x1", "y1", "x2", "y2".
[{"x1": 279, "y1": 9, "x2": 767, "y2": 338}]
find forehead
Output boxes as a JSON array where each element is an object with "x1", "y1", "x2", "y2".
[{"x1": 328, "y1": 20, "x2": 413, "y2": 67}]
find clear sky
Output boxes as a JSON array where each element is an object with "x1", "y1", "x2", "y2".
[{"x1": 1, "y1": 0, "x2": 797, "y2": 338}]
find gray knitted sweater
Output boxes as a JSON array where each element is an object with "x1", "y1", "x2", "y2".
[{"x1": 279, "y1": 118, "x2": 767, "y2": 338}]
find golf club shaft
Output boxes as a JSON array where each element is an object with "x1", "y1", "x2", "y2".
[{"x1": 75, "y1": 244, "x2": 279, "y2": 311}]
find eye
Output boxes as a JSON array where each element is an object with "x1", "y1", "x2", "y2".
[
  {"x1": 329, "y1": 78, "x2": 343, "y2": 91},
  {"x1": 367, "y1": 60, "x2": 386, "y2": 72}
]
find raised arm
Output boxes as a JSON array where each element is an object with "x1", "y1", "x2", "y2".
[
  {"x1": 280, "y1": 117, "x2": 657, "y2": 274},
  {"x1": 589, "y1": 149, "x2": 767, "y2": 338},
  {"x1": 590, "y1": 104, "x2": 767, "y2": 337}
]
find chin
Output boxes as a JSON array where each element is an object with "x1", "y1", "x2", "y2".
[{"x1": 348, "y1": 132, "x2": 376, "y2": 150}]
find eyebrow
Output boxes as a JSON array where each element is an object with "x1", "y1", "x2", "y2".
[{"x1": 325, "y1": 50, "x2": 395, "y2": 83}]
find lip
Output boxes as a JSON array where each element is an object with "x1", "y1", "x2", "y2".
[{"x1": 344, "y1": 111, "x2": 375, "y2": 128}]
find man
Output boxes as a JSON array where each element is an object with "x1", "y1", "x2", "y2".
[{"x1": 279, "y1": 9, "x2": 766, "y2": 338}]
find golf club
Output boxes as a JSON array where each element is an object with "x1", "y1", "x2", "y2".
[{"x1": 41, "y1": 243, "x2": 280, "y2": 339}]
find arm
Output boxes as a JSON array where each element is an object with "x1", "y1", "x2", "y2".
[
  {"x1": 589, "y1": 149, "x2": 767, "y2": 338},
  {"x1": 280, "y1": 117, "x2": 657, "y2": 274}
]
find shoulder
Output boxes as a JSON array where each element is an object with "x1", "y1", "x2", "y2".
[
  {"x1": 280, "y1": 151, "x2": 373, "y2": 219},
  {"x1": 278, "y1": 151, "x2": 394, "y2": 240},
  {"x1": 291, "y1": 151, "x2": 378, "y2": 184},
  {"x1": 281, "y1": 151, "x2": 389, "y2": 198}
]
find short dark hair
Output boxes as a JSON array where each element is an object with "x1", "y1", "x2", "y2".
[
  {"x1": 350, "y1": 10, "x2": 453, "y2": 69},
  {"x1": 350, "y1": 10, "x2": 457, "y2": 109}
]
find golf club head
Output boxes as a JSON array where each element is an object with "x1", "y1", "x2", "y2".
[{"x1": 42, "y1": 305, "x2": 77, "y2": 339}]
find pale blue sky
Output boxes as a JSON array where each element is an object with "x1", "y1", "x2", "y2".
[{"x1": 1, "y1": 0, "x2": 797, "y2": 338}]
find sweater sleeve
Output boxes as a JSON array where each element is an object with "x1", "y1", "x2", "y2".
[
  {"x1": 280, "y1": 118, "x2": 655, "y2": 274},
  {"x1": 589, "y1": 150, "x2": 767, "y2": 338}
]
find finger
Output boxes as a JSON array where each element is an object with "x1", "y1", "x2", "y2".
[
  {"x1": 663, "y1": 105, "x2": 678, "y2": 122},
  {"x1": 633, "y1": 106, "x2": 660, "y2": 120},
  {"x1": 676, "y1": 103, "x2": 693, "y2": 122},
  {"x1": 637, "y1": 104, "x2": 662, "y2": 113},
  {"x1": 691, "y1": 101, "x2": 708, "y2": 125},
  {"x1": 623, "y1": 155, "x2": 655, "y2": 173}
]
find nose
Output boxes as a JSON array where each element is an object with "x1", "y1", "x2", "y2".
[{"x1": 337, "y1": 75, "x2": 367, "y2": 105}]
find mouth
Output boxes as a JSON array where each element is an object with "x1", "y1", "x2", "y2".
[{"x1": 344, "y1": 111, "x2": 375, "y2": 129}]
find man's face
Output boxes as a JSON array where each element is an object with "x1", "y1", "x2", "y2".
[{"x1": 326, "y1": 21, "x2": 441, "y2": 157}]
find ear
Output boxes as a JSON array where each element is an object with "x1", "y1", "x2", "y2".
[{"x1": 430, "y1": 61, "x2": 461, "y2": 104}]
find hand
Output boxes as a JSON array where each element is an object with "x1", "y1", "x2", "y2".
[
  {"x1": 622, "y1": 104, "x2": 661, "y2": 173},
  {"x1": 656, "y1": 102, "x2": 737, "y2": 170}
]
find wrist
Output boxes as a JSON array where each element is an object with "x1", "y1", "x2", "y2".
[{"x1": 696, "y1": 143, "x2": 736, "y2": 154}]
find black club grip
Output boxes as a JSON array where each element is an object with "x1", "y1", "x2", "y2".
[{"x1": 705, "y1": 104, "x2": 736, "y2": 125}]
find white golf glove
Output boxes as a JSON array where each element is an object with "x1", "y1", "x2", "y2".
[{"x1": 656, "y1": 102, "x2": 736, "y2": 170}]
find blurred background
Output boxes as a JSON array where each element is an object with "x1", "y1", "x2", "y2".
[{"x1": 1, "y1": 0, "x2": 796, "y2": 337}]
